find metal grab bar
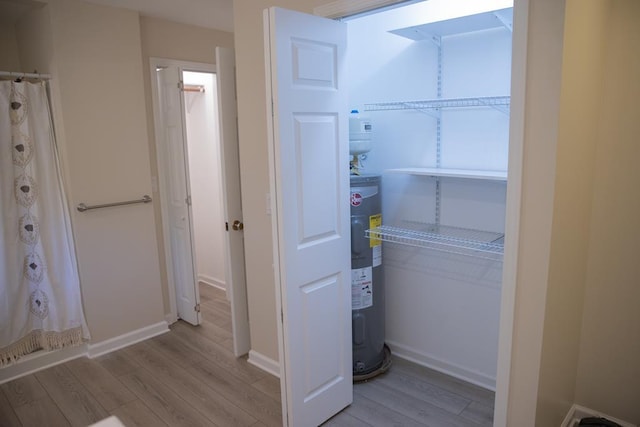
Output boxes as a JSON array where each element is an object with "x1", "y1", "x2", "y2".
[{"x1": 77, "y1": 195, "x2": 152, "y2": 212}]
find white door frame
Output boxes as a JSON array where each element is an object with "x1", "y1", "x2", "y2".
[
  {"x1": 215, "y1": 47, "x2": 252, "y2": 357},
  {"x1": 150, "y1": 57, "x2": 215, "y2": 324},
  {"x1": 308, "y1": 1, "x2": 528, "y2": 425}
]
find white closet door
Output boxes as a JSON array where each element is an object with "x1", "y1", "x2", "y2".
[
  {"x1": 158, "y1": 66, "x2": 200, "y2": 326},
  {"x1": 264, "y1": 7, "x2": 352, "y2": 427}
]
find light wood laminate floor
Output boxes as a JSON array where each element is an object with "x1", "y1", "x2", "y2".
[{"x1": 1, "y1": 283, "x2": 494, "y2": 427}]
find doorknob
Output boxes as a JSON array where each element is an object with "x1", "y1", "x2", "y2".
[{"x1": 232, "y1": 220, "x2": 244, "y2": 231}]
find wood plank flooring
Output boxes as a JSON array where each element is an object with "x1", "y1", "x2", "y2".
[{"x1": 0, "y1": 283, "x2": 494, "y2": 427}]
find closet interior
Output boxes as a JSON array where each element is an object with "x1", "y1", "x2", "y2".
[{"x1": 347, "y1": 0, "x2": 512, "y2": 390}]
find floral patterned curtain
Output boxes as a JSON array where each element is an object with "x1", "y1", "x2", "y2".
[{"x1": 0, "y1": 80, "x2": 90, "y2": 366}]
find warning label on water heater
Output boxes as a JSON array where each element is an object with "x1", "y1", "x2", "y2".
[
  {"x1": 351, "y1": 266, "x2": 373, "y2": 310},
  {"x1": 369, "y1": 214, "x2": 382, "y2": 267},
  {"x1": 373, "y1": 245, "x2": 382, "y2": 267},
  {"x1": 369, "y1": 214, "x2": 382, "y2": 248}
]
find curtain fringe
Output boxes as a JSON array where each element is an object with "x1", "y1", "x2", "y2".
[{"x1": 0, "y1": 327, "x2": 85, "y2": 368}]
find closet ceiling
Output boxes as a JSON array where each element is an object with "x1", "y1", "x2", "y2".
[{"x1": 0, "y1": 0, "x2": 234, "y2": 32}]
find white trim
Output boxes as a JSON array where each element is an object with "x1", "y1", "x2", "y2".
[
  {"x1": 263, "y1": 8, "x2": 289, "y2": 424},
  {"x1": 152, "y1": 58, "x2": 217, "y2": 74},
  {"x1": 314, "y1": 0, "x2": 409, "y2": 19},
  {"x1": 493, "y1": 0, "x2": 528, "y2": 425},
  {"x1": 0, "y1": 321, "x2": 169, "y2": 384},
  {"x1": 87, "y1": 321, "x2": 169, "y2": 359},
  {"x1": 248, "y1": 349, "x2": 280, "y2": 378},
  {"x1": 165, "y1": 312, "x2": 178, "y2": 325},
  {"x1": 150, "y1": 58, "x2": 177, "y2": 323},
  {"x1": 149, "y1": 57, "x2": 216, "y2": 324},
  {"x1": 560, "y1": 404, "x2": 637, "y2": 427},
  {"x1": 387, "y1": 341, "x2": 496, "y2": 391},
  {"x1": 0, "y1": 344, "x2": 87, "y2": 384},
  {"x1": 198, "y1": 274, "x2": 226, "y2": 291}
]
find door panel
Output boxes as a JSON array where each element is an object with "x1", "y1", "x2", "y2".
[
  {"x1": 216, "y1": 47, "x2": 251, "y2": 356},
  {"x1": 158, "y1": 66, "x2": 200, "y2": 326},
  {"x1": 294, "y1": 114, "x2": 340, "y2": 244},
  {"x1": 265, "y1": 7, "x2": 351, "y2": 426}
]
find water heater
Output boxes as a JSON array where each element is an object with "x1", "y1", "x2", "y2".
[{"x1": 350, "y1": 174, "x2": 387, "y2": 378}]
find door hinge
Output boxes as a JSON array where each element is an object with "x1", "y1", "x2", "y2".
[
  {"x1": 281, "y1": 309, "x2": 284, "y2": 323},
  {"x1": 178, "y1": 80, "x2": 184, "y2": 90},
  {"x1": 195, "y1": 303, "x2": 201, "y2": 313},
  {"x1": 225, "y1": 221, "x2": 229, "y2": 231},
  {"x1": 186, "y1": 195, "x2": 192, "y2": 206}
]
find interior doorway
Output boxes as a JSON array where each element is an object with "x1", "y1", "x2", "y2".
[
  {"x1": 149, "y1": 56, "x2": 250, "y2": 357},
  {"x1": 266, "y1": 0, "x2": 522, "y2": 424}
]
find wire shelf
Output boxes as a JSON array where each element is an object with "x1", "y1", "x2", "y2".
[
  {"x1": 363, "y1": 96, "x2": 510, "y2": 113},
  {"x1": 365, "y1": 222, "x2": 504, "y2": 261}
]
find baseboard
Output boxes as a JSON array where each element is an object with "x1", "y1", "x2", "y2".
[
  {"x1": 387, "y1": 340, "x2": 496, "y2": 391},
  {"x1": 561, "y1": 404, "x2": 637, "y2": 427},
  {"x1": 248, "y1": 350, "x2": 280, "y2": 378},
  {"x1": 0, "y1": 321, "x2": 170, "y2": 384},
  {"x1": 87, "y1": 321, "x2": 169, "y2": 359},
  {"x1": 198, "y1": 275, "x2": 226, "y2": 291},
  {"x1": 165, "y1": 312, "x2": 178, "y2": 325},
  {"x1": 0, "y1": 343, "x2": 88, "y2": 384}
]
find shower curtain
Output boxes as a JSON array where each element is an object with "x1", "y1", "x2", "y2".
[{"x1": 0, "y1": 79, "x2": 90, "y2": 366}]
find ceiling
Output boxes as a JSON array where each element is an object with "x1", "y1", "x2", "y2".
[{"x1": 0, "y1": 0, "x2": 235, "y2": 32}]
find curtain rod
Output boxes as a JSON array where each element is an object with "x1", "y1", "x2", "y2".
[
  {"x1": 182, "y1": 84, "x2": 205, "y2": 93},
  {"x1": 0, "y1": 71, "x2": 52, "y2": 80}
]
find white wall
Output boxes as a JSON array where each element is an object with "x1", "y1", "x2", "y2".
[
  {"x1": 573, "y1": 0, "x2": 640, "y2": 422},
  {"x1": 14, "y1": 4, "x2": 52, "y2": 77},
  {"x1": 346, "y1": 4, "x2": 438, "y2": 175},
  {"x1": 183, "y1": 71, "x2": 226, "y2": 289},
  {"x1": 139, "y1": 16, "x2": 234, "y2": 66},
  {"x1": 515, "y1": 1, "x2": 640, "y2": 425},
  {"x1": 534, "y1": 0, "x2": 608, "y2": 424},
  {"x1": 0, "y1": 23, "x2": 21, "y2": 71},
  {"x1": 15, "y1": 0, "x2": 165, "y2": 343},
  {"x1": 234, "y1": 0, "x2": 311, "y2": 363}
]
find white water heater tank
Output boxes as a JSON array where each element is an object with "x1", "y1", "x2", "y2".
[{"x1": 349, "y1": 110, "x2": 372, "y2": 156}]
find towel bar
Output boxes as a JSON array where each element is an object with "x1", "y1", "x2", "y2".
[{"x1": 77, "y1": 195, "x2": 152, "y2": 212}]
